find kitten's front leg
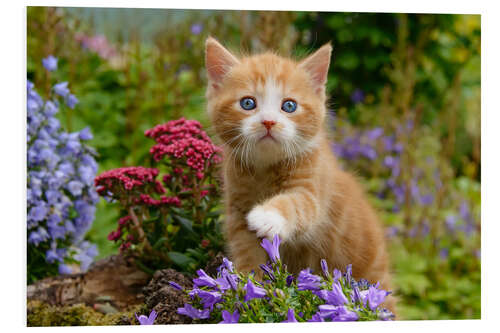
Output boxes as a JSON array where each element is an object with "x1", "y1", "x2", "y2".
[
  {"x1": 247, "y1": 189, "x2": 319, "y2": 241},
  {"x1": 225, "y1": 217, "x2": 268, "y2": 276}
]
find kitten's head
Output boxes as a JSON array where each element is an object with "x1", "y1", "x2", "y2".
[{"x1": 205, "y1": 37, "x2": 331, "y2": 168}]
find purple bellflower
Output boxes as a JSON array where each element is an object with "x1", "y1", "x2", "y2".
[
  {"x1": 261, "y1": 234, "x2": 281, "y2": 263},
  {"x1": 220, "y1": 309, "x2": 240, "y2": 324},
  {"x1": 244, "y1": 280, "x2": 267, "y2": 301},
  {"x1": 135, "y1": 310, "x2": 157, "y2": 325},
  {"x1": 42, "y1": 55, "x2": 58, "y2": 71},
  {"x1": 178, "y1": 303, "x2": 210, "y2": 319},
  {"x1": 282, "y1": 308, "x2": 299, "y2": 323}
]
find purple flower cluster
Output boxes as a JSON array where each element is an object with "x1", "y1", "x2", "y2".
[
  {"x1": 332, "y1": 121, "x2": 479, "y2": 237},
  {"x1": 177, "y1": 235, "x2": 394, "y2": 323},
  {"x1": 333, "y1": 123, "x2": 439, "y2": 214},
  {"x1": 177, "y1": 265, "x2": 242, "y2": 321},
  {"x1": 27, "y1": 58, "x2": 99, "y2": 276}
]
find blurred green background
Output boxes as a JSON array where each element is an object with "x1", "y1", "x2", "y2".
[{"x1": 27, "y1": 7, "x2": 480, "y2": 320}]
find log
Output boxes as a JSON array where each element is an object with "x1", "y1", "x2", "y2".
[{"x1": 27, "y1": 255, "x2": 150, "y2": 310}]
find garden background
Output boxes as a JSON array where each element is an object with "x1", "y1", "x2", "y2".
[{"x1": 27, "y1": 7, "x2": 481, "y2": 322}]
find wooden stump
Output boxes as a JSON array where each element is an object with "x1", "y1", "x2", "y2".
[{"x1": 27, "y1": 255, "x2": 150, "y2": 311}]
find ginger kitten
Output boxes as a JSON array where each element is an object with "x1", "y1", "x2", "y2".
[{"x1": 205, "y1": 37, "x2": 395, "y2": 312}]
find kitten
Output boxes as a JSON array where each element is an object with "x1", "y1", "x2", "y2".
[{"x1": 205, "y1": 37, "x2": 396, "y2": 312}]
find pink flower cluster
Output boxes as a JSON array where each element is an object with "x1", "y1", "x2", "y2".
[
  {"x1": 145, "y1": 118, "x2": 222, "y2": 171},
  {"x1": 95, "y1": 166, "x2": 159, "y2": 195},
  {"x1": 136, "y1": 194, "x2": 181, "y2": 207},
  {"x1": 75, "y1": 33, "x2": 118, "y2": 60}
]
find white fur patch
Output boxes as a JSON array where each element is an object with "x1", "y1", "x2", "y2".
[{"x1": 247, "y1": 206, "x2": 291, "y2": 240}]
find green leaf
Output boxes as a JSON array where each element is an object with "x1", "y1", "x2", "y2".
[
  {"x1": 152, "y1": 237, "x2": 168, "y2": 250},
  {"x1": 168, "y1": 251, "x2": 196, "y2": 267},
  {"x1": 173, "y1": 215, "x2": 195, "y2": 234}
]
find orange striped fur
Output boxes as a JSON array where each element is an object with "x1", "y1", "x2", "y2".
[{"x1": 205, "y1": 37, "x2": 396, "y2": 313}]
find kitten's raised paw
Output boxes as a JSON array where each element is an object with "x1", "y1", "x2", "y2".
[{"x1": 246, "y1": 206, "x2": 290, "y2": 240}]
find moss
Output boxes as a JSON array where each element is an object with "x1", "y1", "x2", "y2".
[{"x1": 27, "y1": 300, "x2": 146, "y2": 326}]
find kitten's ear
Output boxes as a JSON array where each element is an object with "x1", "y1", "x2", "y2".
[
  {"x1": 299, "y1": 42, "x2": 332, "y2": 94},
  {"x1": 205, "y1": 37, "x2": 239, "y2": 89}
]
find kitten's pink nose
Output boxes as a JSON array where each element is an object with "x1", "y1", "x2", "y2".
[{"x1": 261, "y1": 120, "x2": 276, "y2": 131}]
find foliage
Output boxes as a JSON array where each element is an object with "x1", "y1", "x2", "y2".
[
  {"x1": 95, "y1": 118, "x2": 223, "y2": 274},
  {"x1": 27, "y1": 58, "x2": 99, "y2": 284},
  {"x1": 332, "y1": 116, "x2": 480, "y2": 319},
  {"x1": 175, "y1": 235, "x2": 394, "y2": 323},
  {"x1": 294, "y1": 12, "x2": 480, "y2": 178}
]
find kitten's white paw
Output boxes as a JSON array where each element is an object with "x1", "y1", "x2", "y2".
[{"x1": 247, "y1": 206, "x2": 290, "y2": 240}]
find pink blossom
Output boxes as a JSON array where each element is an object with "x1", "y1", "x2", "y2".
[
  {"x1": 107, "y1": 229, "x2": 121, "y2": 241},
  {"x1": 75, "y1": 33, "x2": 118, "y2": 60},
  {"x1": 95, "y1": 167, "x2": 159, "y2": 193},
  {"x1": 145, "y1": 118, "x2": 222, "y2": 171}
]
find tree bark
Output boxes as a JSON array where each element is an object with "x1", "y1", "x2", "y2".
[{"x1": 27, "y1": 255, "x2": 150, "y2": 310}]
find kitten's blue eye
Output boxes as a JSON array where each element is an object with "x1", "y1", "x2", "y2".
[
  {"x1": 240, "y1": 97, "x2": 257, "y2": 110},
  {"x1": 281, "y1": 99, "x2": 297, "y2": 113}
]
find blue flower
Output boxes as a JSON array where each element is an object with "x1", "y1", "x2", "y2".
[
  {"x1": 215, "y1": 272, "x2": 232, "y2": 292},
  {"x1": 196, "y1": 290, "x2": 222, "y2": 309},
  {"x1": 308, "y1": 312, "x2": 324, "y2": 322},
  {"x1": 193, "y1": 269, "x2": 218, "y2": 288},
  {"x1": 297, "y1": 268, "x2": 322, "y2": 291},
  {"x1": 27, "y1": 74, "x2": 98, "y2": 279},
  {"x1": 78, "y1": 165, "x2": 95, "y2": 185},
  {"x1": 439, "y1": 248, "x2": 449, "y2": 259},
  {"x1": 366, "y1": 285, "x2": 388, "y2": 311},
  {"x1": 333, "y1": 268, "x2": 342, "y2": 282},
  {"x1": 178, "y1": 303, "x2": 210, "y2": 319},
  {"x1": 44, "y1": 101, "x2": 58, "y2": 117},
  {"x1": 260, "y1": 234, "x2": 281, "y2": 263},
  {"x1": 259, "y1": 264, "x2": 275, "y2": 281},
  {"x1": 281, "y1": 308, "x2": 298, "y2": 323},
  {"x1": 58, "y1": 263, "x2": 73, "y2": 275},
  {"x1": 318, "y1": 305, "x2": 358, "y2": 321},
  {"x1": 350, "y1": 88, "x2": 365, "y2": 104},
  {"x1": 67, "y1": 180, "x2": 84, "y2": 196},
  {"x1": 42, "y1": 55, "x2": 58, "y2": 71},
  {"x1": 224, "y1": 271, "x2": 239, "y2": 291},
  {"x1": 243, "y1": 280, "x2": 266, "y2": 301},
  {"x1": 350, "y1": 281, "x2": 366, "y2": 306},
  {"x1": 378, "y1": 308, "x2": 395, "y2": 321},
  {"x1": 78, "y1": 127, "x2": 93, "y2": 140},
  {"x1": 53, "y1": 82, "x2": 70, "y2": 97},
  {"x1": 65, "y1": 94, "x2": 79, "y2": 109},
  {"x1": 135, "y1": 310, "x2": 157, "y2": 325},
  {"x1": 221, "y1": 257, "x2": 234, "y2": 272},
  {"x1": 366, "y1": 127, "x2": 383, "y2": 140},
  {"x1": 345, "y1": 264, "x2": 353, "y2": 286},
  {"x1": 190, "y1": 23, "x2": 203, "y2": 35},
  {"x1": 320, "y1": 259, "x2": 329, "y2": 278},
  {"x1": 169, "y1": 281, "x2": 183, "y2": 291},
  {"x1": 220, "y1": 309, "x2": 239, "y2": 324},
  {"x1": 419, "y1": 193, "x2": 434, "y2": 206},
  {"x1": 28, "y1": 229, "x2": 48, "y2": 245},
  {"x1": 46, "y1": 248, "x2": 63, "y2": 263},
  {"x1": 445, "y1": 215, "x2": 457, "y2": 231},
  {"x1": 29, "y1": 203, "x2": 48, "y2": 222},
  {"x1": 325, "y1": 281, "x2": 348, "y2": 305}
]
